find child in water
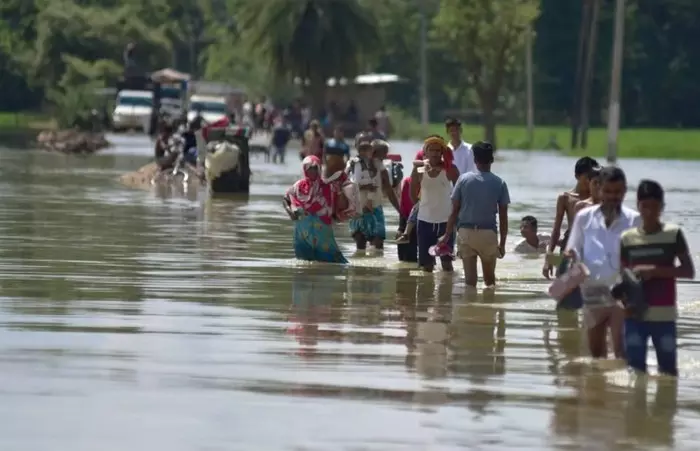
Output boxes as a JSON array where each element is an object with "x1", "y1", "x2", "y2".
[{"x1": 346, "y1": 133, "x2": 400, "y2": 250}]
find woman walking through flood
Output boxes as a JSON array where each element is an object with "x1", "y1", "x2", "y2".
[{"x1": 283, "y1": 155, "x2": 348, "y2": 264}]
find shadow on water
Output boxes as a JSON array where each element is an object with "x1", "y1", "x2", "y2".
[{"x1": 0, "y1": 141, "x2": 699, "y2": 450}]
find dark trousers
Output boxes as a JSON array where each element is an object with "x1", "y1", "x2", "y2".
[
  {"x1": 417, "y1": 220, "x2": 453, "y2": 268},
  {"x1": 272, "y1": 145, "x2": 286, "y2": 164},
  {"x1": 397, "y1": 216, "x2": 417, "y2": 262},
  {"x1": 624, "y1": 318, "x2": 677, "y2": 376}
]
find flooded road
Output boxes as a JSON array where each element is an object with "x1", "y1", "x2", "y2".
[{"x1": 1, "y1": 135, "x2": 700, "y2": 450}]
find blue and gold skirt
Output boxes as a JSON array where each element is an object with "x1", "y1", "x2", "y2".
[
  {"x1": 294, "y1": 214, "x2": 348, "y2": 264},
  {"x1": 348, "y1": 207, "x2": 386, "y2": 241}
]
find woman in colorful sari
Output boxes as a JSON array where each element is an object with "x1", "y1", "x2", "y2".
[
  {"x1": 345, "y1": 133, "x2": 400, "y2": 251},
  {"x1": 283, "y1": 155, "x2": 348, "y2": 263}
]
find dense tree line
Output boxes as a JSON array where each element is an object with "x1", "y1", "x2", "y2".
[{"x1": 1, "y1": 0, "x2": 699, "y2": 132}]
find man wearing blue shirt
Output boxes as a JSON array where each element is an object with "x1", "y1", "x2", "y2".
[
  {"x1": 270, "y1": 117, "x2": 292, "y2": 164},
  {"x1": 441, "y1": 141, "x2": 510, "y2": 287},
  {"x1": 324, "y1": 126, "x2": 351, "y2": 159},
  {"x1": 323, "y1": 126, "x2": 351, "y2": 177}
]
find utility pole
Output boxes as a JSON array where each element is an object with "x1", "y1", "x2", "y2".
[
  {"x1": 580, "y1": 0, "x2": 601, "y2": 149},
  {"x1": 525, "y1": 27, "x2": 534, "y2": 146},
  {"x1": 571, "y1": 1, "x2": 592, "y2": 150},
  {"x1": 419, "y1": 0, "x2": 429, "y2": 128},
  {"x1": 606, "y1": 0, "x2": 625, "y2": 163}
]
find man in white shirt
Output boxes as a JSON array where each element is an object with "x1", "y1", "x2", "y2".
[
  {"x1": 445, "y1": 118, "x2": 476, "y2": 175},
  {"x1": 565, "y1": 166, "x2": 640, "y2": 359},
  {"x1": 514, "y1": 215, "x2": 550, "y2": 254}
]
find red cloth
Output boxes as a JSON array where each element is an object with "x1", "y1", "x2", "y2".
[
  {"x1": 201, "y1": 116, "x2": 231, "y2": 140},
  {"x1": 443, "y1": 149, "x2": 454, "y2": 169},
  {"x1": 399, "y1": 176, "x2": 414, "y2": 218},
  {"x1": 327, "y1": 172, "x2": 355, "y2": 222},
  {"x1": 287, "y1": 156, "x2": 334, "y2": 225}
]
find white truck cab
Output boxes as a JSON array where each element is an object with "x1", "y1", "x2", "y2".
[
  {"x1": 188, "y1": 95, "x2": 228, "y2": 125},
  {"x1": 112, "y1": 89, "x2": 153, "y2": 133}
]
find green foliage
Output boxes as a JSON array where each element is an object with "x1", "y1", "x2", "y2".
[
  {"x1": 46, "y1": 55, "x2": 121, "y2": 129},
  {"x1": 235, "y1": 0, "x2": 380, "y2": 110},
  {"x1": 46, "y1": 82, "x2": 101, "y2": 129},
  {"x1": 386, "y1": 106, "x2": 429, "y2": 140},
  {"x1": 31, "y1": 1, "x2": 171, "y2": 88},
  {"x1": 431, "y1": 0, "x2": 539, "y2": 145},
  {"x1": 2, "y1": 0, "x2": 700, "y2": 136},
  {"x1": 237, "y1": 0, "x2": 379, "y2": 81}
]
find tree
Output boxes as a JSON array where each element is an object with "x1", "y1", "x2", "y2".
[
  {"x1": 236, "y1": 0, "x2": 380, "y2": 114},
  {"x1": 432, "y1": 0, "x2": 539, "y2": 146}
]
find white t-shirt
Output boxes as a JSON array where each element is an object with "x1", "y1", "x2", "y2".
[
  {"x1": 566, "y1": 204, "x2": 640, "y2": 306},
  {"x1": 449, "y1": 140, "x2": 476, "y2": 175},
  {"x1": 347, "y1": 157, "x2": 384, "y2": 208},
  {"x1": 514, "y1": 234, "x2": 551, "y2": 254}
]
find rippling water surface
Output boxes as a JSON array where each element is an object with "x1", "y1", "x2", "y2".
[{"x1": 1, "y1": 135, "x2": 700, "y2": 450}]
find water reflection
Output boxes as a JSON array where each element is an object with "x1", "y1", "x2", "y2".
[
  {"x1": 451, "y1": 288, "x2": 507, "y2": 381},
  {"x1": 395, "y1": 269, "x2": 419, "y2": 368},
  {"x1": 199, "y1": 197, "x2": 253, "y2": 260},
  {"x1": 623, "y1": 378, "x2": 677, "y2": 447},
  {"x1": 543, "y1": 309, "x2": 585, "y2": 386},
  {"x1": 3, "y1": 143, "x2": 700, "y2": 449},
  {"x1": 413, "y1": 275, "x2": 453, "y2": 380},
  {"x1": 550, "y1": 375, "x2": 678, "y2": 449},
  {"x1": 345, "y1": 266, "x2": 386, "y2": 332},
  {"x1": 289, "y1": 266, "x2": 344, "y2": 355}
]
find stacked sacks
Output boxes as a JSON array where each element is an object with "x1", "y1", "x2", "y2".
[{"x1": 204, "y1": 141, "x2": 241, "y2": 181}]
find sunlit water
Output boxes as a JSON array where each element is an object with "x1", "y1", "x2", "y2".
[{"x1": 1, "y1": 134, "x2": 700, "y2": 450}]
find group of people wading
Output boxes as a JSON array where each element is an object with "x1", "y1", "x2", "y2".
[
  {"x1": 537, "y1": 157, "x2": 695, "y2": 377},
  {"x1": 283, "y1": 118, "x2": 511, "y2": 288},
  {"x1": 284, "y1": 119, "x2": 697, "y2": 377}
]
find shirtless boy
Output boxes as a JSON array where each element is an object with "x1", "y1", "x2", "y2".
[
  {"x1": 542, "y1": 157, "x2": 599, "y2": 278},
  {"x1": 573, "y1": 166, "x2": 602, "y2": 214}
]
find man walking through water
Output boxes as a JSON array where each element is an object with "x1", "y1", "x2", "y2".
[
  {"x1": 442, "y1": 142, "x2": 510, "y2": 287},
  {"x1": 445, "y1": 118, "x2": 476, "y2": 175},
  {"x1": 543, "y1": 157, "x2": 600, "y2": 278},
  {"x1": 270, "y1": 116, "x2": 292, "y2": 164},
  {"x1": 565, "y1": 166, "x2": 639, "y2": 360},
  {"x1": 620, "y1": 179, "x2": 694, "y2": 376}
]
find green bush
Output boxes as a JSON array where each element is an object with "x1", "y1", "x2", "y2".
[{"x1": 387, "y1": 106, "x2": 429, "y2": 140}]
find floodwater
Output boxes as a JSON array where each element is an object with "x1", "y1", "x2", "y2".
[{"x1": 1, "y1": 135, "x2": 700, "y2": 451}]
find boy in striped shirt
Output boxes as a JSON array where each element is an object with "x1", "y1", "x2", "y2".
[{"x1": 620, "y1": 180, "x2": 695, "y2": 376}]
